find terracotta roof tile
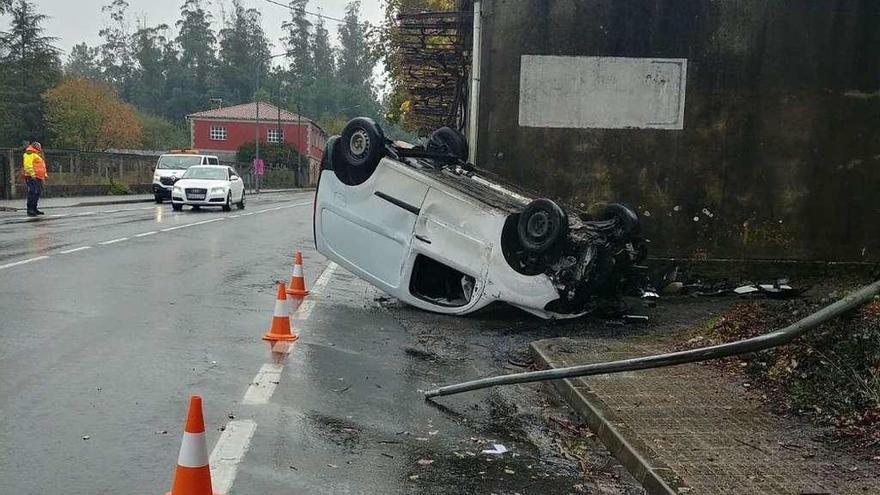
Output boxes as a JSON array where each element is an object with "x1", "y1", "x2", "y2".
[{"x1": 187, "y1": 101, "x2": 314, "y2": 125}]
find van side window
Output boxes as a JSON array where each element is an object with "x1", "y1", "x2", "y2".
[{"x1": 208, "y1": 157, "x2": 219, "y2": 165}]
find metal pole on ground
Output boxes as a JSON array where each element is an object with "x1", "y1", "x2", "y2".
[{"x1": 424, "y1": 279, "x2": 880, "y2": 399}]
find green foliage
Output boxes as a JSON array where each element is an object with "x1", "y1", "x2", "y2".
[
  {"x1": 282, "y1": 0, "x2": 314, "y2": 82},
  {"x1": 236, "y1": 141, "x2": 307, "y2": 168},
  {"x1": 108, "y1": 177, "x2": 132, "y2": 195},
  {"x1": 175, "y1": 0, "x2": 217, "y2": 116},
  {"x1": 65, "y1": 43, "x2": 102, "y2": 80},
  {"x1": 0, "y1": 0, "x2": 61, "y2": 146},
  {"x1": 136, "y1": 112, "x2": 188, "y2": 150},
  {"x1": 337, "y1": 0, "x2": 376, "y2": 91},
  {"x1": 98, "y1": 0, "x2": 133, "y2": 98},
  {"x1": 217, "y1": 0, "x2": 270, "y2": 105}
]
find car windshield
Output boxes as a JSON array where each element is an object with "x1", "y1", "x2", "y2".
[
  {"x1": 182, "y1": 167, "x2": 227, "y2": 180},
  {"x1": 157, "y1": 155, "x2": 203, "y2": 170}
]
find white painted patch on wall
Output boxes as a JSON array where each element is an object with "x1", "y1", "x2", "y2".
[{"x1": 518, "y1": 55, "x2": 688, "y2": 130}]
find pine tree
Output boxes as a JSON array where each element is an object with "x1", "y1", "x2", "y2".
[
  {"x1": 218, "y1": 0, "x2": 271, "y2": 104},
  {"x1": 65, "y1": 43, "x2": 102, "y2": 80},
  {"x1": 0, "y1": 0, "x2": 61, "y2": 145},
  {"x1": 337, "y1": 0, "x2": 374, "y2": 91},
  {"x1": 282, "y1": 0, "x2": 313, "y2": 83},
  {"x1": 131, "y1": 24, "x2": 170, "y2": 115},
  {"x1": 98, "y1": 0, "x2": 133, "y2": 98},
  {"x1": 175, "y1": 0, "x2": 218, "y2": 115},
  {"x1": 312, "y1": 14, "x2": 334, "y2": 81}
]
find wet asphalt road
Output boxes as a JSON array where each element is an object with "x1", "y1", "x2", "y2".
[{"x1": 0, "y1": 192, "x2": 641, "y2": 494}]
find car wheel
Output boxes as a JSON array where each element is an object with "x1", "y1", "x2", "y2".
[
  {"x1": 427, "y1": 126, "x2": 469, "y2": 162},
  {"x1": 237, "y1": 190, "x2": 246, "y2": 209},
  {"x1": 517, "y1": 198, "x2": 568, "y2": 253},
  {"x1": 335, "y1": 117, "x2": 385, "y2": 186},
  {"x1": 154, "y1": 195, "x2": 163, "y2": 204},
  {"x1": 599, "y1": 203, "x2": 640, "y2": 236},
  {"x1": 172, "y1": 203, "x2": 182, "y2": 211},
  {"x1": 222, "y1": 193, "x2": 232, "y2": 212}
]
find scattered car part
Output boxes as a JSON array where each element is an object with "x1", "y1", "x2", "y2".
[{"x1": 422, "y1": 278, "x2": 880, "y2": 398}]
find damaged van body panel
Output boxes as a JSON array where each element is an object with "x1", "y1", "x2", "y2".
[{"x1": 314, "y1": 119, "x2": 644, "y2": 319}]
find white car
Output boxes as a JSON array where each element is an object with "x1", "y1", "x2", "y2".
[
  {"x1": 313, "y1": 118, "x2": 645, "y2": 319},
  {"x1": 171, "y1": 165, "x2": 246, "y2": 212},
  {"x1": 152, "y1": 152, "x2": 220, "y2": 203}
]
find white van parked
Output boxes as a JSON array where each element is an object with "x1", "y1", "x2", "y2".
[{"x1": 152, "y1": 151, "x2": 220, "y2": 203}]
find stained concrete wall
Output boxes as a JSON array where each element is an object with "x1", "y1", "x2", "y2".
[{"x1": 476, "y1": 0, "x2": 880, "y2": 262}]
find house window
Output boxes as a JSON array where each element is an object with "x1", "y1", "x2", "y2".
[
  {"x1": 267, "y1": 128, "x2": 283, "y2": 143},
  {"x1": 210, "y1": 126, "x2": 227, "y2": 141}
]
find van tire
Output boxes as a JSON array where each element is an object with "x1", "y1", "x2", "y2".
[
  {"x1": 517, "y1": 199, "x2": 568, "y2": 253},
  {"x1": 336, "y1": 118, "x2": 384, "y2": 186},
  {"x1": 427, "y1": 127, "x2": 469, "y2": 162}
]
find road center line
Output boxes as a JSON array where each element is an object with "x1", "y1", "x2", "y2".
[
  {"x1": 241, "y1": 363, "x2": 284, "y2": 405},
  {"x1": 160, "y1": 224, "x2": 189, "y2": 232},
  {"x1": 135, "y1": 231, "x2": 157, "y2": 237},
  {"x1": 0, "y1": 255, "x2": 50, "y2": 270},
  {"x1": 209, "y1": 419, "x2": 257, "y2": 495},
  {"x1": 59, "y1": 246, "x2": 92, "y2": 254},
  {"x1": 99, "y1": 237, "x2": 128, "y2": 245}
]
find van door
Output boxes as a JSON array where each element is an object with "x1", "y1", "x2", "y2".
[{"x1": 317, "y1": 159, "x2": 429, "y2": 290}]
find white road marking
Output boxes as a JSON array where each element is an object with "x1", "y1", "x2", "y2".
[
  {"x1": 241, "y1": 363, "x2": 284, "y2": 405},
  {"x1": 99, "y1": 237, "x2": 128, "y2": 245},
  {"x1": 0, "y1": 255, "x2": 50, "y2": 270},
  {"x1": 160, "y1": 224, "x2": 189, "y2": 232},
  {"x1": 191, "y1": 218, "x2": 224, "y2": 226},
  {"x1": 59, "y1": 246, "x2": 92, "y2": 254},
  {"x1": 48, "y1": 213, "x2": 68, "y2": 218},
  {"x1": 209, "y1": 420, "x2": 257, "y2": 495},
  {"x1": 135, "y1": 231, "x2": 157, "y2": 237},
  {"x1": 240, "y1": 212, "x2": 255, "y2": 216},
  {"x1": 228, "y1": 214, "x2": 240, "y2": 218},
  {"x1": 75, "y1": 211, "x2": 96, "y2": 216},
  {"x1": 274, "y1": 262, "x2": 339, "y2": 354}
]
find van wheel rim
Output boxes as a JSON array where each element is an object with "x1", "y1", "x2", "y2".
[{"x1": 350, "y1": 129, "x2": 370, "y2": 158}]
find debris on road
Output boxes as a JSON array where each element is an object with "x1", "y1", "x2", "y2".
[
  {"x1": 82, "y1": 435, "x2": 90, "y2": 440},
  {"x1": 416, "y1": 459, "x2": 434, "y2": 466},
  {"x1": 481, "y1": 443, "x2": 509, "y2": 455}
]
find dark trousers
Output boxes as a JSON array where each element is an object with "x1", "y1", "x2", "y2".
[{"x1": 26, "y1": 177, "x2": 43, "y2": 212}]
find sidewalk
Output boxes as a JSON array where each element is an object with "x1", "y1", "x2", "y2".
[
  {"x1": 0, "y1": 188, "x2": 309, "y2": 211},
  {"x1": 531, "y1": 333, "x2": 880, "y2": 494}
]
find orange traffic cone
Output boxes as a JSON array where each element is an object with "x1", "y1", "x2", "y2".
[
  {"x1": 286, "y1": 252, "x2": 309, "y2": 297},
  {"x1": 165, "y1": 395, "x2": 219, "y2": 495},
  {"x1": 263, "y1": 282, "x2": 299, "y2": 342}
]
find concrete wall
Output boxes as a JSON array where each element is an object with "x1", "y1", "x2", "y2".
[{"x1": 476, "y1": 0, "x2": 880, "y2": 262}]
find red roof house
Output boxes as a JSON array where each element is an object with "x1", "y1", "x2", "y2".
[{"x1": 186, "y1": 101, "x2": 327, "y2": 167}]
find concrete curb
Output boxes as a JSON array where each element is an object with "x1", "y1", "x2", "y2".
[{"x1": 530, "y1": 341, "x2": 688, "y2": 495}]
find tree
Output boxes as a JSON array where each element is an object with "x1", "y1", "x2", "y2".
[
  {"x1": 312, "y1": 14, "x2": 334, "y2": 81},
  {"x1": 337, "y1": 0, "x2": 375, "y2": 91},
  {"x1": 43, "y1": 77, "x2": 142, "y2": 151},
  {"x1": 65, "y1": 43, "x2": 103, "y2": 80},
  {"x1": 136, "y1": 111, "x2": 188, "y2": 150},
  {"x1": 175, "y1": 0, "x2": 218, "y2": 115},
  {"x1": 131, "y1": 24, "x2": 171, "y2": 115},
  {"x1": 218, "y1": 0, "x2": 270, "y2": 104},
  {"x1": 282, "y1": 0, "x2": 313, "y2": 82},
  {"x1": 98, "y1": 0, "x2": 133, "y2": 98},
  {"x1": 0, "y1": 0, "x2": 61, "y2": 145}
]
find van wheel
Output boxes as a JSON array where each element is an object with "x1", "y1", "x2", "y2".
[
  {"x1": 517, "y1": 199, "x2": 568, "y2": 253},
  {"x1": 600, "y1": 203, "x2": 640, "y2": 236},
  {"x1": 335, "y1": 118, "x2": 385, "y2": 186},
  {"x1": 427, "y1": 127, "x2": 469, "y2": 162},
  {"x1": 172, "y1": 203, "x2": 182, "y2": 211}
]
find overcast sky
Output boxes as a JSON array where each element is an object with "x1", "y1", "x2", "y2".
[{"x1": 8, "y1": 0, "x2": 384, "y2": 62}]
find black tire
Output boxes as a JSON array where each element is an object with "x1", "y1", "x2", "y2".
[
  {"x1": 335, "y1": 117, "x2": 385, "y2": 186},
  {"x1": 427, "y1": 127, "x2": 469, "y2": 162},
  {"x1": 222, "y1": 193, "x2": 232, "y2": 212},
  {"x1": 600, "y1": 203, "x2": 639, "y2": 236},
  {"x1": 517, "y1": 198, "x2": 568, "y2": 253},
  {"x1": 321, "y1": 135, "x2": 340, "y2": 171},
  {"x1": 154, "y1": 195, "x2": 163, "y2": 204},
  {"x1": 237, "y1": 190, "x2": 246, "y2": 210},
  {"x1": 172, "y1": 203, "x2": 182, "y2": 211}
]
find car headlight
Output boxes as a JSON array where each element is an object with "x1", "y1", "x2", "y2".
[
  {"x1": 211, "y1": 186, "x2": 227, "y2": 194},
  {"x1": 153, "y1": 174, "x2": 161, "y2": 182},
  {"x1": 173, "y1": 186, "x2": 182, "y2": 193}
]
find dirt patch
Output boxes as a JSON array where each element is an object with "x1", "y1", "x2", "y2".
[{"x1": 680, "y1": 296, "x2": 880, "y2": 455}]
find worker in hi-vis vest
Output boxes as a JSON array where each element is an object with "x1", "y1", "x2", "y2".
[{"x1": 22, "y1": 141, "x2": 47, "y2": 217}]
